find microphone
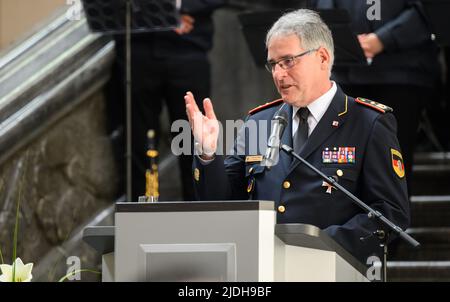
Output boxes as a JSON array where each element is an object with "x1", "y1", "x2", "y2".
[{"x1": 262, "y1": 106, "x2": 289, "y2": 169}]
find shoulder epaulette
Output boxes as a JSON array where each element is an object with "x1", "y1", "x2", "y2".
[
  {"x1": 355, "y1": 97, "x2": 393, "y2": 113},
  {"x1": 248, "y1": 99, "x2": 283, "y2": 115}
]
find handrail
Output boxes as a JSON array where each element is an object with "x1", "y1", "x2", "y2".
[
  {"x1": 0, "y1": 11, "x2": 70, "y2": 70},
  {"x1": 0, "y1": 12, "x2": 115, "y2": 166}
]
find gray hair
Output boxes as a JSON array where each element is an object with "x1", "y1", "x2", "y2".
[{"x1": 266, "y1": 9, "x2": 335, "y2": 70}]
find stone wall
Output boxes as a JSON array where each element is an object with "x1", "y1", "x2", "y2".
[{"x1": 0, "y1": 91, "x2": 118, "y2": 281}]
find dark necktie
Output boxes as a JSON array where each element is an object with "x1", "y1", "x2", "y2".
[{"x1": 293, "y1": 107, "x2": 309, "y2": 155}]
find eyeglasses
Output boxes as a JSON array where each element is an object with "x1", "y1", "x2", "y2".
[{"x1": 265, "y1": 48, "x2": 319, "y2": 73}]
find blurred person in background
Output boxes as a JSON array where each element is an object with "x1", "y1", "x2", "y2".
[{"x1": 107, "y1": 0, "x2": 225, "y2": 201}]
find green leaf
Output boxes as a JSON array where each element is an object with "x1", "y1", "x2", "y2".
[{"x1": 58, "y1": 269, "x2": 102, "y2": 282}]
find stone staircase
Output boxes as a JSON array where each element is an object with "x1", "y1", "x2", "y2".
[{"x1": 388, "y1": 152, "x2": 450, "y2": 281}]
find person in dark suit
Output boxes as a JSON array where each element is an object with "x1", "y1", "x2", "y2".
[
  {"x1": 108, "y1": 0, "x2": 225, "y2": 201},
  {"x1": 311, "y1": 0, "x2": 441, "y2": 192},
  {"x1": 185, "y1": 9, "x2": 410, "y2": 264}
]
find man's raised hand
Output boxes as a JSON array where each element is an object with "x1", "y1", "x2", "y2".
[{"x1": 185, "y1": 91, "x2": 220, "y2": 159}]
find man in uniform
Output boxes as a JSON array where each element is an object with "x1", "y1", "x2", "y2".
[{"x1": 184, "y1": 9, "x2": 410, "y2": 264}]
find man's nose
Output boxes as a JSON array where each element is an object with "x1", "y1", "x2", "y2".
[{"x1": 273, "y1": 65, "x2": 288, "y2": 80}]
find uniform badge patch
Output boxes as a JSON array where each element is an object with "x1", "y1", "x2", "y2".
[
  {"x1": 323, "y1": 147, "x2": 355, "y2": 164},
  {"x1": 245, "y1": 155, "x2": 263, "y2": 163},
  {"x1": 391, "y1": 149, "x2": 405, "y2": 178}
]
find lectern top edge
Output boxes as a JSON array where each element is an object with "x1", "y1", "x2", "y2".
[{"x1": 115, "y1": 200, "x2": 275, "y2": 213}]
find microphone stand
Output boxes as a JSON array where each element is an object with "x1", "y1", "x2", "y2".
[
  {"x1": 280, "y1": 144, "x2": 420, "y2": 282},
  {"x1": 125, "y1": 0, "x2": 132, "y2": 202}
]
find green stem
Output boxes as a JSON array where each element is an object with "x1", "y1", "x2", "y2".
[
  {"x1": 12, "y1": 153, "x2": 28, "y2": 282},
  {"x1": 58, "y1": 269, "x2": 102, "y2": 282},
  {"x1": 12, "y1": 181, "x2": 21, "y2": 282}
]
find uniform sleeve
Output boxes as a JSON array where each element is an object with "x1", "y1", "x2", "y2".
[
  {"x1": 375, "y1": 1, "x2": 434, "y2": 52},
  {"x1": 193, "y1": 116, "x2": 249, "y2": 201},
  {"x1": 193, "y1": 155, "x2": 232, "y2": 200},
  {"x1": 324, "y1": 113, "x2": 410, "y2": 263}
]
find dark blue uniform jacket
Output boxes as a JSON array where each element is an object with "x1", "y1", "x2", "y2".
[{"x1": 193, "y1": 86, "x2": 410, "y2": 263}]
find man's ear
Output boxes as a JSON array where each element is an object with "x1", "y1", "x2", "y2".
[{"x1": 318, "y1": 47, "x2": 331, "y2": 70}]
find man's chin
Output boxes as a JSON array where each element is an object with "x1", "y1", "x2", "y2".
[
  {"x1": 281, "y1": 95, "x2": 295, "y2": 105},
  {"x1": 279, "y1": 92, "x2": 306, "y2": 107}
]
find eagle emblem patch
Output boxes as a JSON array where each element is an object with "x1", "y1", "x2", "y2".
[{"x1": 391, "y1": 149, "x2": 405, "y2": 178}]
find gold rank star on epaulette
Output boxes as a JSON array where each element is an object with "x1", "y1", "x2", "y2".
[
  {"x1": 248, "y1": 99, "x2": 284, "y2": 115},
  {"x1": 355, "y1": 97, "x2": 393, "y2": 113}
]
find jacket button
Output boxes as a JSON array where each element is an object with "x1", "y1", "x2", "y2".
[
  {"x1": 283, "y1": 181, "x2": 291, "y2": 189},
  {"x1": 336, "y1": 169, "x2": 344, "y2": 177},
  {"x1": 278, "y1": 205, "x2": 286, "y2": 213}
]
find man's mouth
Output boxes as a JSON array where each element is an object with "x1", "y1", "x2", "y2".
[{"x1": 280, "y1": 84, "x2": 293, "y2": 90}]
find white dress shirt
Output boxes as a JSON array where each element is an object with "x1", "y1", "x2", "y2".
[{"x1": 292, "y1": 81, "x2": 337, "y2": 137}]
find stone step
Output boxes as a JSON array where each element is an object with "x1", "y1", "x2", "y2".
[
  {"x1": 387, "y1": 261, "x2": 450, "y2": 282},
  {"x1": 414, "y1": 152, "x2": 450, "y2": 165},
  {"x1": 389, "y1": 228, "x2": 450, "y2": 261},
  {"x1": 410, "y1": 195, "x2": 450, "y2": 227},
  {"x1": 411, "y1": 164, "x2": 450, "y2": 195}
]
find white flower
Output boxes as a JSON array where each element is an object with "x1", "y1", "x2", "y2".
[{"x1": 0, "y1": 258, "x2": 33, "y2": 282}]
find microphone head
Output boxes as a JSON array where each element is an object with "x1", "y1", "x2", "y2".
[
  {"x1": 274, "y1": 108, "x2": 289, "y2": 127},
  {"x1": 262, "y1": 107, "x2": 288, "y2": 169}
]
